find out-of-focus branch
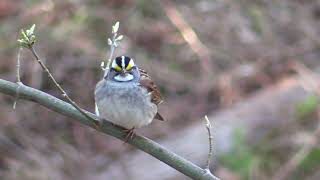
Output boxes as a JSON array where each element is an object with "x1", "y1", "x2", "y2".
[
  {"x1": 158, "y1": 0, "x2": 212, "y2": 76},
  {"x1": 0, "y1": 79, "x2": 219, "y2": 180}
]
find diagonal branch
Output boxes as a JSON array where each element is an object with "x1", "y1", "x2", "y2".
[{"x1": 0, "y1": 79, "x2": 219, "y2": 180}]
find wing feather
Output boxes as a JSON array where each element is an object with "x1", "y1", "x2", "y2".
[
  {"x1": 139, "y1": 68, "x2": 165, "y2": 121},
  {"x1": 139, "y1": 68, "x2": 163, "y2": 105}
]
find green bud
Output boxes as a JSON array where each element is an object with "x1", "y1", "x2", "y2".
[{"x1": 116, "y1": 35, "x2": 123, "y2": 41}]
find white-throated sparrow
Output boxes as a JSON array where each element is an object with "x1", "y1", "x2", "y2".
[{"x1": 95, "y1": 56, "x2": 164, "y2": 140}]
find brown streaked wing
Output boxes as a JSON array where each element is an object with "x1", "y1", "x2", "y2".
[{"x1": 139, "y1": 68, "x2": 163, "y2": 105}]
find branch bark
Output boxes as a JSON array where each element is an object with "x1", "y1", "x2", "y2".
[{"x1": 0, "y1": 78, "x2": 219, "y2": 180}]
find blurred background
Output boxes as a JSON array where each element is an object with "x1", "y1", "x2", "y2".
[{"x1": 1, "y1": 0, "x2": 320, "y2": 179}]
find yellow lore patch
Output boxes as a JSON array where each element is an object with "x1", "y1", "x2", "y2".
[{"x1": 114, "y1": 64, "x2": 122, "y2": 71}]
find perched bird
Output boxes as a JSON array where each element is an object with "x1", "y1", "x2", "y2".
[{"x1": 95, "y1": 56, "x2": 164, "y2": 140}]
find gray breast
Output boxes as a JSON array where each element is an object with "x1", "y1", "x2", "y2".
[{"x1": 95, "y1": 80, "x2": 157, "y2": 129}]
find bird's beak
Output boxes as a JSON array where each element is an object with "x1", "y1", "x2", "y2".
[{"x1": 120, "y1": 69, "x2": 127, "y2": 76}]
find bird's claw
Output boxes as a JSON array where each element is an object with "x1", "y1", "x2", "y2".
[{"x1": 123, "y1": 127, "x2": 135, "y2": 143}]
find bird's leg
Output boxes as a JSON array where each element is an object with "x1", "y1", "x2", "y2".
[{"x1": 123, "y1": 127, "x2": 135, "y2": 142}]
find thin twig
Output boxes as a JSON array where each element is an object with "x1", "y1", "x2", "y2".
[
  {"x1": 16, "y1": 47, "x2": 22, "y2": 83},
  {"x1": 104, "y1": 33, "x2": 116, "y2": 75},
  {"x1": 13, "y1": 47, "x2": 24, "y2": 109},
  {"x1": 28, "y1": 46, "x2": 99, "y2": 128},
  {"x1": 98, "y1": 22, "x2": 122, "y2": 115},
  {"x1": 204, "y1": 115, "x2": 219, "y2": 180},
  {"x1": 103, "y1": 21, "x2": 122, "y2": 78},
  {"x1": 204, "y1": 115, "x2": 214, "y2": 170}
]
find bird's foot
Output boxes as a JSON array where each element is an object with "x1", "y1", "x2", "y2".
[{"x1": 123, "y1": 127, "x2": 135, "y2": 143}]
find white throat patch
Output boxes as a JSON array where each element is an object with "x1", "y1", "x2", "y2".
[{"x1": 114, "y1": 74, "x2": 134, "y2": 82}]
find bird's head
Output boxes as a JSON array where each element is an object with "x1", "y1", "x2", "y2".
[{"x1": 106, "y1": 56, "x2": 140, "y2": 82}]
